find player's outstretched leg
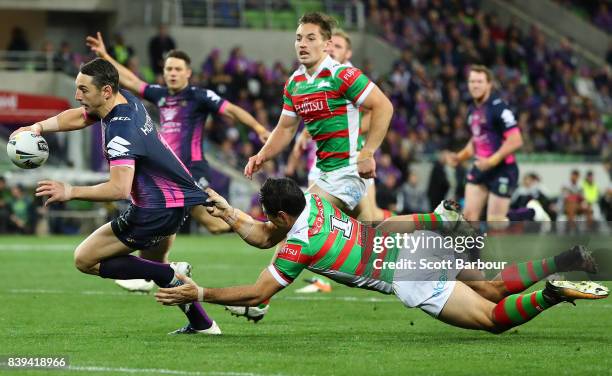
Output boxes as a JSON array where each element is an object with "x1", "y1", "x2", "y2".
[
  {"x1": 463, "y1": 245, "x2": 599, "y2": 303},
  {"x1": 496, "y1": 245, "x2": 598, "y2": 295},
  {"x1": 376, "y1": 200, "x2": 466, "y2": 234},
  {"x1": 438, "y1": 279, "x2": 608, "y2": 333},
  {"x1": 74, "y1": 225, "x2": 220, "y2": 335}
]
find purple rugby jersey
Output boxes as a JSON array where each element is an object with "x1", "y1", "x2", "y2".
[
  {"x1": 139, "y1": 83, "x2": 228, "y2": 166},
  {"x1": 98, "y1": 89, "x2": 207, "y2": 209},
  {"x1": 467, "y1": 93, "x2": 520, "y2": 165}
]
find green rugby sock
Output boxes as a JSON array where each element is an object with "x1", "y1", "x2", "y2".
[
  {"x1": 492, "y1": 290, "x2": 555, "y2": 328},
  {"x1": 500, "y1": 257, "x2": 557, "y2": 293}
]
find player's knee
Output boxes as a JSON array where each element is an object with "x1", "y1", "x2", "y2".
[
  {"x1": 468, "y1": 281, "x2": 505, "y2": 303},
  {"x1": 73, "y1": 248, "x2": 94, "y2": 274},
  {"x1": 74, "y1": 255, "x2": 90, "y2": 274}
]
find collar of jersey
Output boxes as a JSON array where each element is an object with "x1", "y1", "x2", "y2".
[
  {"x1": 299, "y1": 55, "x2": 334, "y2": 84},
  {"x1": 168, "y1": 85, "x2": 190, "y2": 96},
  {"x1": 474, "y1": 92, "x2": 498, "y2": 109},
  {"x1": 286, "y1": 193, "x2": 312, "y2": 244}
]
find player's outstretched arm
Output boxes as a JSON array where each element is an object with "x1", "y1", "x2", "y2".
[
  {"x1": 86, "y1": 32, "x2": 144, "y2": 94},
  {"x1": 221, "y1": 102, "x2": 270, "y2": 143},
  {"x1": 156, "y1": 268, "x2": 284, "y2": 307},
  {"x1": 36, "y1": 165, "x2": 134, "y2": 206},
  {"x1": 244, "y1": 114, "x2": 301, "y2": 178},
  {"x1": 10, "y1": 108, "x2": 94, "y2": 138},
  {"x1": 357, "y1": 86, "x2": 393, "y2": 179},
  {"x1": 205, "y1": 188, "x2": 287, "y2": 248}
]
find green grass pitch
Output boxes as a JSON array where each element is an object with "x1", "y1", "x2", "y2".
[{"x1": 1, "y1": 234, "x2": 611, "y2": 375}]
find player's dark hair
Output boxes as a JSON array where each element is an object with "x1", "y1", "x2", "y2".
[
  {"x1": 80, "y1": 58, "x2": 119, "y2": 93},
  {"x1": 298, "y1": 12, "x2": 336, "y2": 40},
  {"x1": 165, "y1": 49, "x2": 191, "y2": 67},
  {"x1": 260, "y1": 178, "x2": 306, "y2": 217},
  {"x1": 469, "y1": 64, "x2": 493, "y2": 82}
]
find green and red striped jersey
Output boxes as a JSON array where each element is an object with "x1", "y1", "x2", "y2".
[
  {"x1": 282, "y1": 56, "x2": 375, "y2": 172},
  {"x1": 268, "y1": 194, "x2": 400, "y2": 294}
]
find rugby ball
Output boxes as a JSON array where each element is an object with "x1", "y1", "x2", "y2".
[{"x1": 7, "y1": 131, "x2": 49, "y2": 169}]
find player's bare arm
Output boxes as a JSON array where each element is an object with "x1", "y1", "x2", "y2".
[
  {"x1": 36, "y1": 165, "x2": 134, "y2": 206},
  {"x1": 221, "y1": 102, "x2": 270, "y2": 143},
  {"x1": 205, "y1": 188, "x2": 287, "y2": 248},
  {"x1": 10, "y1": 108, "x2": 94, "y2": 138},
  {"x1": 360, "y1": 110, "x2": 372, "y2": 133},
  {"x1": 156, "y1": 268, "x2": 284, "y2": 307},
  {"x1": 357, "y1": 86, "x2": 393, "y2": 179},
  {"x1": 285, "y1": 128, "x2": 312, "y2": 175},
  {"x1": 86, "y1": 32, "x2": 144, "y2": 94},
  {"x1": 474, "y1": 131, "x2": 523, "y2": 172},
  {"x1": 244, "y1": 114, "x2": 301, "y2": 178}
]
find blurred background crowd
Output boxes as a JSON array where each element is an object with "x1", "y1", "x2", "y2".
[{"x1": 1, "y1": 0, "x2": 610, "y2": 234}]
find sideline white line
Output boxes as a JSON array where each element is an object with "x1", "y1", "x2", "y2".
[{"x1": 68, "y1": 365, "x2": 282, "y2": 376}]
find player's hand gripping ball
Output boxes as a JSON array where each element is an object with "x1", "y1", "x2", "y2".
[{"x1": 7, "y1": 131, "x2": 49, "y2": 169}]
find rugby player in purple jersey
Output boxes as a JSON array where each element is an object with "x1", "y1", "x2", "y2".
[
  {"x1": 451, "y1": 65, "x2": 524, "y2": 223},
  {"x1": 87, "y1": 32, "x2": 270, "y2": 235},
  {"x1": 12, "y1": 59, "x2": 221, "y2": 335}
]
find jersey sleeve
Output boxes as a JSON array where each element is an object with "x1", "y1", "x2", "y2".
[
  {"x1": 336, "y1": 66, "x2": 375, "y2": 106},
  {"x1": 494, "y1": 101, "x2": 519, "y2": 137},
  {"x1": 194, "y1": 88, "x2": 228, "y2": 114},
  {"x1": 268, "y1": 240, "x2": 311, "y2": 287},
  {"x1": 281, "y1": 79, "x2": 297, "y2": 117},
  {"x1": 140, "y1": 84, "x2": 166, "y2": 104},
  {"x1": 105, "y1": 118, "x2": 145, "y2": 167}
]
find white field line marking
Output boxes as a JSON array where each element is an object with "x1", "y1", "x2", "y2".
[{"x1": 68, "y1": 365, "x2": 284, "y2": 376}]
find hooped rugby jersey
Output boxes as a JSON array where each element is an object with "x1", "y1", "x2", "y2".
[
  {"x1": 282, "y1": 56, "x2": 375, "y2": 172},
  {"x1": 268, "y1": 194, "x2": 402, "y2": 294}
]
